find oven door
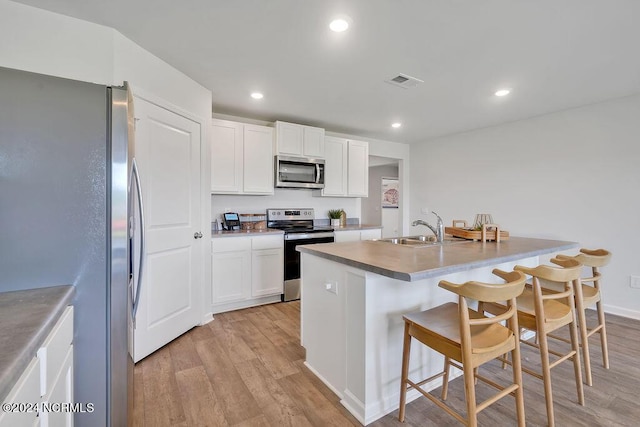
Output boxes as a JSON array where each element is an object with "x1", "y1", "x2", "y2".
[{"x1": 283, "y1": 232, "x2": 334, "y2": 301}]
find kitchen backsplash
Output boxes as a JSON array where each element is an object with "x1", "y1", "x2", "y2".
[{"x1": 211, "y1": 189, "x2": 360, "y2": 222}]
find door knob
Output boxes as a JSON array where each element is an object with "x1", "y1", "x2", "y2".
[{"x1": 194, "y1": 231, "x2": 203, "y2": 239}]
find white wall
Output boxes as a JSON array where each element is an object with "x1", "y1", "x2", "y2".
[
  {"x1": 0, "y1": 1, "x2": 211, "y2": 120},
  {"x1": 410, "y1": 94, "x2": 640, "y2": 318}
]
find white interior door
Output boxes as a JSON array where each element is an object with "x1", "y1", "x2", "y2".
[{"x1": 133, "y1": 97, "x2": 202, "y2": 362}]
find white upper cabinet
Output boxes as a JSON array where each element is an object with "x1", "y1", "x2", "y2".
[
  {"x1": 211, "y1": 119, "x2": 274, "y2": 195},
  {"x1": 211, "y1": 120, "x2": 243, "y2": 193},
  {"x1": 243, "y1": 124, "x2": 274, "y2": 193},
  {"x1": 322, "y1": 136, "x2": 348, "y2": 196},
  {"x1": 319, "y1": 137, "x2": 369, "y2": 197},
  {"x1": 346, "y1": 139, "x2": 369, "y2": 197},
  {"x1": 275, "y1": 121, "x2": 325, "y2": 158}
]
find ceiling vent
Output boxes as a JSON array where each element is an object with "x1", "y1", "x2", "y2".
[{"x1": 385, "y1": 73, "x2": 424, "y2": 89}]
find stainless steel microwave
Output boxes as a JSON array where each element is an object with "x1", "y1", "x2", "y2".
[{"x1": 275, "y1": 155, "x2": 325, "y2": 189}]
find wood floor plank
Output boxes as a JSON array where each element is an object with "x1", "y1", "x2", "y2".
[
  {"x1": 132, "y1": 364, "x2": 145, "y2": 427},
  {"x1": 175, "y1": 366, "x2": 228, "y2": 427},
  {"x1": 140, "y1": 349, "x2": 187, "y2": 426},
  {"x1": 195, "y1": 337, "x2": 262, "y2": 425},
  {"x1": 235, "y1": 357, "x2": 313, "y2": 427},
  {"x1": 168, "y1": 332, "x2": 202, "y2": 373},
  {"x1": 277, "y1": 370, "x2": 360, "y2": 426},
  {"x1": 208, "y1": 314, "x2": 258, "y2": 364},
  {"x1": 134, "y1": 302, "x2": 640, "y2": 427},
  {"x1": 230, "y1": 318, "x2": 301, "y2": 379}
]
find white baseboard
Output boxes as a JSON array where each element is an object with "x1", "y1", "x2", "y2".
[
  {"x1": 603, "y1": 304, "x2": 640, "y2": 320},
  {"x1": 303, "y1": 361, "x2": 344, "y2": 399}
]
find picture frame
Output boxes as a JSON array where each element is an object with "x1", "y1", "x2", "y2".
[{"x1": 381, "y1": 177, "x2": 399, "y2": 208}]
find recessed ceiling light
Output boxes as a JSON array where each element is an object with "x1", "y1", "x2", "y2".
[
  {"x1": 250, "y1": 92, "x2": 264, "y2": 100},
  {"x1": 329, "y1": 18, "x2": 349, "y2": 32},
  {"x1": 495, "y1": 89, "x2": 511, "y2": 97},
  {"x1": 391, "y1": 122, "x2": 402, "y2": 129}
]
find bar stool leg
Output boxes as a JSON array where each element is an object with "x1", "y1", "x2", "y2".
[
  {"x1": 537, "y1": 328, "x2": 556, "y2": 427},
  {"x1": 568, "y1": 311, "x2": 585, "y2": 406},
  {"x1": 441, "y1": 357, "x2": 450, "y2": 400},
  {"x1": 462, "y1": 361, "x2": 478, "y2": 427},
  {"x1": 572, "y1": 279, "x2": 592, "y2": 386},
  {"x1": 398, "y1": 322, "x2": 411, "y2": 422},
  {"x1": 596, "y1": 299, "x2": 610, "y2": 369}
]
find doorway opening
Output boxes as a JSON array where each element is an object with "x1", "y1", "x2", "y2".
[{"x1": 361, "y1": 156, "x2": 402, "y2": 238}]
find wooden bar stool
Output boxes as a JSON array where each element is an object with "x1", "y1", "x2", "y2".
[
  {"x1": 554, "y1": 248, "x2": 612, "y2": 386},
  {"x1": 398, "y1": 269, "x2": 527, "y2": 427},
  {"x1": 481, "y1": 258, "x2": 584, "y2": 427}
]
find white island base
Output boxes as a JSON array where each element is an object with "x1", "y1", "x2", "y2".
[{"x1": 300, "y1": 252, "x2": 539, "y2": 425}]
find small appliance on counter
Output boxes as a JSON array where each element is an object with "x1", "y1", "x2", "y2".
[{"x1": 222, "y1": 212, "x2": 241, "y2": 230}]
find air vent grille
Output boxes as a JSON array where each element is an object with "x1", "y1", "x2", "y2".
[{"x1": 385, "y1": 73, "x2": 424, "y2": 89}]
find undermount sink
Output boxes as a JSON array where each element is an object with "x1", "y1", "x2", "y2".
[{"x1": 374, "y1": 235, "x2": 467, "y2": 247}]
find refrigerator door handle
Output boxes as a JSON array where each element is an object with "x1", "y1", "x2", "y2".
[{"x1": 131, "y1": 157, "x2": 145, "y2": 322}]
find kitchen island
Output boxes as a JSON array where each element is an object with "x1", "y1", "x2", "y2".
[{"x1": 297, "y1": 237, "x2": 576, "y2": 425}]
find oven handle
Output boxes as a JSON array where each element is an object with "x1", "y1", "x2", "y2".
[{"x1": 285, "y1": 232, "x2": 335, "y2": 241}]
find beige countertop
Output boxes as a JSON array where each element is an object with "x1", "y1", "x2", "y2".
[
  {"x1": 0, "y1": 285, "x2": 74, "y2": 402},
  {"x1": 332, "y1": 224, "x2": 382, "y2": 231},
  {"x1": 211, "y1": 229, "x2": 284, "y2": 238},
  {"x1": 297, "y1": 236, "x2": 577, "y2": 282}
]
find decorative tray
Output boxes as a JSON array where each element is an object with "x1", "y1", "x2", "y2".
[{"x1": 445, "y1": 220, "x2": 509, "y2": 242}]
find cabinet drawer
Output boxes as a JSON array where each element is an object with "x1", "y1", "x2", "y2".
[
  {"x1": 0, "y1": 357, "x2": 40, "y2": 427},
  {"x1": 212, "y1": 236, "x2": 252, "y2": 253},
  {"x1": 37, "y1": 306, "x2": 73, "y2": 397},
  {"x1": 251, "y1": 235, "x2": 283, "y2": 250}
]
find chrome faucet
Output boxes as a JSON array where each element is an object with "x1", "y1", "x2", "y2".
[{"x1": 412, "y1": 211, "x2": 444, "y2": 243}]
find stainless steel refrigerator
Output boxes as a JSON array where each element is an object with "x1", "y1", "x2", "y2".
[{"x1": 0, "y1": 66, "x2": 141, "y2": 426}]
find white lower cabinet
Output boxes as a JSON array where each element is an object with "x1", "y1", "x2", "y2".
[
  {"x1": 0, "y1": 358, "x2": 40, "y2": 427},
  {"x1": 334, "y1": 228, "x2": 382, "y2": 243},
  {"x1": 211, "y1": 235, "x2": 283, "y2": 313},
  {"x1": 360, "y1": 228, "x2": 382, "y2": 241},
  {"x1": 0, "y1": 306, "x2": 73, "y2": 427},
  {"x1": 211, "y1": 237, "x2": 252, "y2": 305}
]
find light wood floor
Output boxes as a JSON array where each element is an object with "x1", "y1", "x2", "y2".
[{"x1": 133, "y1": 301, "x2": 640, "y2": 426}]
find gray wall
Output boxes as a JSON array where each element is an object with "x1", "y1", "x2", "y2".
[{"x1": 362, "y1": 164, "x2": 399, "y2": 226}]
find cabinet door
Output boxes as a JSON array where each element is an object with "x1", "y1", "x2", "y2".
[
  {"x1": 212, "y1": 249, "x2": 251, "y2": 304},
  {"x1": 0, "y1": 358, "x2": 39, "y2": 427},
  {"x1": 334, "y1": 230, "x2": 361, "y2": 243},
  {"x1": 275, "y1": 121, "x2": 303, "y2": 156},
  {"x1": 243, "y1": 124, "x2": 274, "y2": 194},
  {"x1": 322, "y1": 136, "x2": 348, "y2": 196},
  {"x1": 347, "y1": 140, "x2": 369, "y2": 197},
  {"x1": 211, "y1": 119, "x2": 243, "y2": 193},
  {"x1": 43, "y1": 345, "x2": 73, "y2": 427},
  {"x1": 360, "y1": 228, "x2": 382, "y2": 241},
  {"x1": 251, "y1": 248, "x2": 284, "y2": 297},
  {"x1": 303, "y1": 126, "x2": 325, "y2": 158}
]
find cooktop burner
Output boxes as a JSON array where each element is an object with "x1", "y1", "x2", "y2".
[{"x1": 266, "y1": 208, "x2": 333, "y2": 233}]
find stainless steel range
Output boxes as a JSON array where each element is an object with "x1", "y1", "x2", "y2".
[{"x1": 267, "y1": 208, "x2": 335, "y2": 301}]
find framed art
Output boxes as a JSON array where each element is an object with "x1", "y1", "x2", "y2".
[{"x1": 381, "y1": 177, "x2": 399, "y2": 208}]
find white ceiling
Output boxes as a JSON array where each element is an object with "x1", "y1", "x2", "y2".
[{"x1": 14, "y1": 0, "x2": 640, "y2": 143}]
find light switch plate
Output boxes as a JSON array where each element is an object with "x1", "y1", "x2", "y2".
[{"x1": 630, "y1": 276, "x2": 640, "y2": 289}]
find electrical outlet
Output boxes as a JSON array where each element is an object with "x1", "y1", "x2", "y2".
[
  {"x1": 630, "y1": 276, "x2": 640, "y2": 289},
  {"x1": 420, "y1": 207, "x2": 430, "y2": 214},
  {"x1": 325, "y1": 282, "x2": 338, "y2": 294}
]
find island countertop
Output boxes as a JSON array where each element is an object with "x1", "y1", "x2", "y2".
[{"x1": 297, "y1": 236, "x2": 577, "y2": 281}]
